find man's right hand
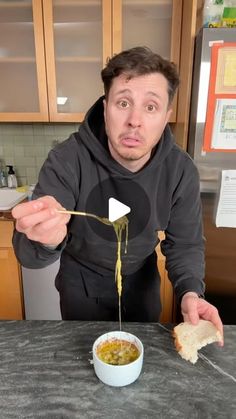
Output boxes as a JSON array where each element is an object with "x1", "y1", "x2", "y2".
[{"x1": 12, "y1": 195, "x2": 71, "y2": 247}]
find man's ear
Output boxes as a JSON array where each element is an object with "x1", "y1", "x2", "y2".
[
  {"x1": 103, "y1": 98, "x2": 107, "y2": 123},
  {"x1": 165, "y1": 107, "x2": 172, "y2": 125}
]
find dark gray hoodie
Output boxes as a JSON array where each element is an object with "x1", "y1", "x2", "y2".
[{"x1": 13, "y1": 96, "x2": 205, "y2": 300}]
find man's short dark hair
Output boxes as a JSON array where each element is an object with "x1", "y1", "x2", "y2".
[{"x1": 101, "y1": 46, "x2": 180, "y2": 105}]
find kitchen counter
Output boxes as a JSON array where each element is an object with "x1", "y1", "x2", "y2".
[
  {"x1": 0, "y1": 321, "x2": 235, "y2": 419},
  {"x1": 0, "y1": 210, "x2": 13, "y2": 219}
]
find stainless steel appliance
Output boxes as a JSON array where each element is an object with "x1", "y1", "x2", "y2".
[
  {"x1": 188, "y1": 28, "x2": 236, "y2": 324},
  {"x1": 22, "y1": 259, "x2": 61, "y2": 320}
]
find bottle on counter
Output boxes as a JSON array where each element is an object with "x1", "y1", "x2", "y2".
[
  {"x1": 0, "y1": 166, "x2": 7, "y2": 187},
  {"x1": 6, "y1": 165, "x2": 18, "y2": 188}
]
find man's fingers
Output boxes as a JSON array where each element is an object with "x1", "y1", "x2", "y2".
[
  {"x1": 181, "y1": 293, "x2": 199, "y2": 325},
  {"x1": 25, "y1": 223, "x2": 68, "y2": 244},
  {"x1": 12, "y1": 195, "x2": 61, "y2": 219},
  {"x1": 182, "y1": 295, "x2": 224, "y2": 346},
  {"x1": 207, "y1": 307, "x2": 224, "y2": 345},
  {"x1": 15, "y1": 208, "x2": 55, "y2": 230},
  {"x1": 12, "y1": 196, "x2": 70, "y2": 247},
  {"x1": 12, "y1": 199, "x2": 45, "y2": 219}
]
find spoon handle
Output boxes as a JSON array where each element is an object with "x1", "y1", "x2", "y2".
[{"x1": 57, "y1": 209, "x2": 112, "y2": 225}]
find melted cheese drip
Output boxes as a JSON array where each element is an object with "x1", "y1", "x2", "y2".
[
  {"x1": 112, "y1": 216, "x2": 129, "y2": 331},
  {"x1": 58, "y1": 209, "x2": 128, "y2": 330}
]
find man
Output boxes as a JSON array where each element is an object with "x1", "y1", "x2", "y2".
[{"x1": 12, "y1": 47, "x2": 223, "y2": 341}]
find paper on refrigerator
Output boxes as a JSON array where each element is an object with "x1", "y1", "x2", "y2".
[
  {"x1": 216, "y1": 170, "x2": 236, "y2": 228},
  {"x1": 211, "y1": 99, "x2": 236, "y2": 150}
]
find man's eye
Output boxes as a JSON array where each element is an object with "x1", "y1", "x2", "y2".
[
  {"x1": 146, "y1": 104, "x2": 156, "y2": 112},
  {"x1": 118, "y1": 100, "x2": 129, "y2": 108}
]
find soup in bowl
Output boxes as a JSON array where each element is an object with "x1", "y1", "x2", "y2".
[{"x1": 92, "y1": 331, "x2": 144, "y2": 387}]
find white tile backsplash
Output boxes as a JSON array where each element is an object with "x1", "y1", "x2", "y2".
[{"x1": 0, "y1": 123, "x2": 79, "y2": 186}]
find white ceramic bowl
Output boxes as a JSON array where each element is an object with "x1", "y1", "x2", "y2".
[{"x1": 92, "y1": 331, "x2": 144, "y2": 387}]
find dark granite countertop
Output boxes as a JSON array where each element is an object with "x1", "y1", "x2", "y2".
[{"x1": 0, "y1": 321, "x2": 235, "y2": 419}]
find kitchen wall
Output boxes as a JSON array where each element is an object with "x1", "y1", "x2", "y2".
[{"x1": 0, "y1": 123, "x2": 79, "y2": 186}]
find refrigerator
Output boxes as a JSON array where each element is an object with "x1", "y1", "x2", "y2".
[{"x1": 188, "y1": 28, "x2": 236, "y2": 324}]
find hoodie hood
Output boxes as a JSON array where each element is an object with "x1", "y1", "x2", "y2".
[{"x1": 78, "y1": 96, "x2": 175, "y2": 178}]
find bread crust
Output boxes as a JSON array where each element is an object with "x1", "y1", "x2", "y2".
[{"x1": 172, "y1": 330, "x2": 182, "y2": 352}]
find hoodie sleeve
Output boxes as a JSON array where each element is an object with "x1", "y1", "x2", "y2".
[
  {"x1": 12, "y1": 136, "x2": 80, "y2": 269},
  {"x1": 160, "y1": 156, "x2": 205, "y2": 301}
]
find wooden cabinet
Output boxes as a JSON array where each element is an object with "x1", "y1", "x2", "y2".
[
  {"x1": 0, "y1": 0, "x2": 111, "y2": 122},
  {"x1": 0, "y1": 0, "x2": 184, "y2": 124},
  {"x1": 0, "y1": 220, "x2": 24, "y2": 319},
  {"x1": 0, "y1": 0, "x2": 203, "y2": 146},
  {"x1": 157, "y1": 231, "x2": 175, "y2": 323},
  {"x1": 0, "y1": 0, "x2": 48, "y2": 121},
  {"x1": 43, "y1": 0, "x2": 112, "y2": 121},
  {"x1": 172, "y1": 0, "x2": 204, "y2": 150}
]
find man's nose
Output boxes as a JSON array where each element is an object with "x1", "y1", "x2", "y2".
[{"x1": 127, "y1": 108, "x2": 142, "y2": 128}]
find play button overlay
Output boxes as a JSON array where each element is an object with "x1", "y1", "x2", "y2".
[
  {"x1": 108, "y1": 198, "x2": 130, "y2": 222},
  {"x1": 85, "y1": 178, "x2": 150, "y2": 242}
]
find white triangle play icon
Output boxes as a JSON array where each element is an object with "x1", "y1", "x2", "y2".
[{"x1": 108, "y1": 197, "x2": 131, "y2": 222}]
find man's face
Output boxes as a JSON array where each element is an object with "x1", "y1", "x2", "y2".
[{"x1": 103, "y1": 73, "x2": 172, "y2": 172}]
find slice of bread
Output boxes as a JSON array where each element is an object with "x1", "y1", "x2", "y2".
[{"x1": 173, "y1": 320, "x2": 223, "y2": 364}]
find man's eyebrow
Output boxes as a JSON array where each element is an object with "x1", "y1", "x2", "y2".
[
  {"x1": 146, "y1": 91, "x2": 162, "y2": 100},
  {"x1": 114, "y1": 89, "x2": 132, "y2": 96},
  {"x1": 114, "y1": 89, "x2": 162, "y2": 99}
]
